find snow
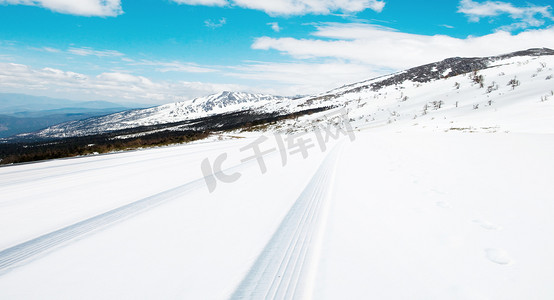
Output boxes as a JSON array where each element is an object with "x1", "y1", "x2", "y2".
[
  {"x1": 1, "y1": 131, "x2": 553, "y2": 299},
  {"x1": 1, "y1": 52, "x2": 554, "y2": 299},
  {"x1": 28, "y1": 91, "x2": 291, "y2": 138},
  {"x1": 0, "y1": 134, "x2": 332, "y2": 299},
  {"x1": 271, "y1": 54, "x2": 554, "y2": 139},
  {"x1": 313, "y1": 132, "x2": 554, "y2": 300},
  {"x1": 24, "y1": 53, "x2": 554, "y2": 140}
]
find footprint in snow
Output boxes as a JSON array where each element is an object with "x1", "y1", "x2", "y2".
[
  {"x1": 485, "y1": 248, "x2": 513, "y2": 265},
  {"x1": 473, "y1": 219, "x2": 502, "y2": 230}
]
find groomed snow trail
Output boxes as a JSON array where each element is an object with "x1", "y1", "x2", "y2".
[
  {"x1": 231, "y1": 143, "x2": 342, "y2": 300},
  {"x1": 0, "y1": 178, "x2": 206, "y2": 275},
  {"x1": 0, "y1": 140, "x2": 272, "y2": 275}
]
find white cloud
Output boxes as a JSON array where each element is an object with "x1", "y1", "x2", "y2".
[
  {"x1": 225, "y1": 60, "x2": 387, "y2": 95},
  {"x1": 27, "y1": 45, "x2": 122, "y2": 57},
  {"x1": 0, "y1": 58, "x2": 375, "y2": 102},
  {"x1": 204, "y1": 18, "x2": 227, "y2": 29},
  {"x1": 252, "y1": 23, "x2": 554, "y2": 70},
  {"x1": 0, "y1": 0, "x2": 122, "y2": 16},
  {"x1": 171, "y1": 0, "x2": 385, "y2": 15},
  {"x1": 268, "y1": 22, "x2": 281, "y2": 32},
  {"x1": 35, "y1": 47, "x2": 62, "y2": 53},
  {"x1": 458, "y1": 0, "x2": 553, "y2": 29},
  {"x1": 0, "y1": 62, "x2": 248, "y2": 104},
  {"x1": 96, "y1": 72, "x2": 154, "y2": 85},
  {"x1": 67, "y1": 47, "x2": 124, "y2": 57}
]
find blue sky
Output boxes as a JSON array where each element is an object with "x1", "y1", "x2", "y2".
[{"x1": 0, "y1": 0, "x2": 553, "y2": 105}]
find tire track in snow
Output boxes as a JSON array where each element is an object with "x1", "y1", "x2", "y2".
[
  {"x1": 0, "y1": 178, "x2": 206, "y2": 275},
  {"x1": 231, "y1": 143, "x2": 342, "y2": 300}
]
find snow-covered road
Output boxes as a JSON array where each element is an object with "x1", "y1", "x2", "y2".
[{"x1": 1, "y1": 131, "x2": 553, "y2": 299}]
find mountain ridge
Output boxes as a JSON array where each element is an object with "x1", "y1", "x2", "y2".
[
  {"x1": 6, "y1": 47, "x2": 554, "y2": 143},
  {"x1": 14, "y1": 91, "x2": 291, "y2": 139}
]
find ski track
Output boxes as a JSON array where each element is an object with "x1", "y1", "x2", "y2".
[
  {"x1": 0, "y1": 144, "x2": 261, "y2": 275},
  {"x1": 0, "y1": 141, "x2": 236, "y2": 186},
  {"x1": 231, "y1": 143, "x2": 342, "y2": 300},
  {"x1": 0, "y1": 177, "x2": 205, "y2": 275},
  {"x1": 0, "y1": 157, "x2": 204, "y2": 190}
]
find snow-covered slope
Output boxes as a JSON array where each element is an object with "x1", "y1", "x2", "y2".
[
  {"x1": 22, "y1": 91, "x2": 291, "y2": 138},
  {"x1": 17, "y1": 48, "x2": 554, "y2": 140},
  {"x1": 278, "y1": 48, "x2": 554, "y2": 134},
  {"x1": 1, "y1": 131, "x2": 553, "y2": 299},
  {"x1": 1, "y1": 49, "x2": 554, "y2": 299}
]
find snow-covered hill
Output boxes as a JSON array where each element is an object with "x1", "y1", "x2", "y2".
[
  {"x1": 2, "y1": 116, "x2": 554, "y2": 299},
  {"x1": 18, "y1": 48, "x2": 554, "y2": 141},
  {"x1": 1, "y1": 49, "x2": 554, "y2": 299},
  {"x1": 269, "y1": 48, "x2": 554, "y2": 135},
  {"x1": 20, "y1": 91, "x2": 291, "y2": 138}
]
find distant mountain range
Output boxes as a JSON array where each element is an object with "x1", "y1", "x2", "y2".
[
  {"x1": 2, "y1": 47, "x2": 553, "y2": 166},
  {"x1": 0, "y1": 93, "x2": 149, "y2": 138},
  {"x1": 14, "y1": 48, "x2": 554, "y2": 141},
  {"x1": 15, "y1": 91, "x2": 293, "y2": 139}
]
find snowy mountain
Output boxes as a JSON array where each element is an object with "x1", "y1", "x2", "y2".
[
  {"x1": 19, "y1": 91, "x2": 291, "y2": 139},
  {"x1": 0, "y1": 93, "x2": 142, "y2": 138},
  {"x1": 2, "y1": 49, "x2": 554, "y2": 299},
  {"x1": 272, "y1": 48, "x2": 554, "y2": 135},
  {"x1": 12, "y1": 48, "x2": 554, "y2": 141}
]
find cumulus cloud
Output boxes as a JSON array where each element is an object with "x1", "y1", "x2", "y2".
[
  {"x1": 458, "y1": 0, "x2": 553, "y2": 29},
  {"x1": 225, "y1": 60, "x2": 388, "y2": 95},
  {"x1": 252, "y1": 23, "x2": 554, "y2": 70},
  {"x1": 0, "y1": 0, "x2": 122, "y2": 16},
  {"x1": 0, "y1": 57, "x2": 380, "y2": 101},
  {"x1": 0, "y1": 62, "x2": 247, "y2": 104},
  {"x1": 171, "y1": 0, "x2": 385, "y2": 15}
]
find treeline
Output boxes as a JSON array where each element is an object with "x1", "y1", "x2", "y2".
[
  {"x1": 0, "y1": 130, "x2": 211, "y2": 165},
  {"x1": 0, "y1": 107, "x2": 332, "y2": 166}
]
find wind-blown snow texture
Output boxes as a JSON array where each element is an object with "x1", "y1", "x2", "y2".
[{"x1": 1, "y1": 49, "x2": 554, "y2": 299}]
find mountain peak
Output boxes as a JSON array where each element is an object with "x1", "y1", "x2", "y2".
[{"x1": 12, "y1": 48, "x2": 554, "y2": 141}]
